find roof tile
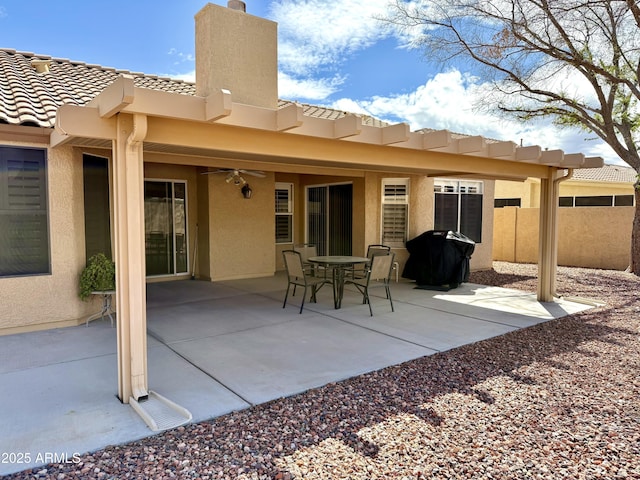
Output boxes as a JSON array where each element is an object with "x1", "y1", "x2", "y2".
[
  {"x1": 0, "y1": 48, "x2": 388, "y2": 130},
  {"x1": 570, "y1": 164, "x2": 637, "y2": 183}
]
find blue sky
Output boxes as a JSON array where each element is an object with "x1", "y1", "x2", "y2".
[{"x1": 0, "y1": 0, "x2": 622, "y2": 165}]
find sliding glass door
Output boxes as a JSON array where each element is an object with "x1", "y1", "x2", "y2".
[
  {"x1": 306, "y1": 184, "x2": 352, "y2": 256},
  {"x1": 144, "y1": 180, "x2": 188, "y2": 276}
]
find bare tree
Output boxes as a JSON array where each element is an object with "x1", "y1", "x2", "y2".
[{"x1": 386, "y1": 0, "x2": 640, "y2": 274}]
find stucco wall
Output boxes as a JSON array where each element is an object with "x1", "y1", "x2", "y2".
[
  {"x1": 209, "y1": 171, "x2": 276, "y2": 280},
  {"x1": 472, "y1": 180, "x2": 495, "y2": 271},
  {"x1": 494, "y1": 206, "x2": 634, "y2": 270},
  {"x1": 0, "y1": 144, "x2": 93, "y2": 334}
]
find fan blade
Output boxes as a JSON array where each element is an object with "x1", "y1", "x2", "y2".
[
  {"x1": 239, "y1": 170, "x2": 266, "y2": 178},
  {"x1": 201, "y1": 169, "x2": 233, "y2": 175}
]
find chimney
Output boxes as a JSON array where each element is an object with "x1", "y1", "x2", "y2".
[
  {"x1": 195, "y1": 2, "x2": 278, "y2": 109},
  {"x1": 227, "y1": 0, "x2": 246, "y2": 11}
]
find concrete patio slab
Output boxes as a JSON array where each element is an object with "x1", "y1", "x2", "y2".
[
  {"x1": 147, "y1": 292, "x2": 288, "y2": 343},
  {"x1": 0, "y1": 349, "x2": 148, "y2": 469},
  {"x1": 0, "y1": 322, "x2": 124, "y2": 375},
  {"x1": 166, "y1": 313, "x2": 433, "y2": 405},
  {"x1": 147, "y1": 343, "x2": 250, "y2": 422},
  {"x1": 0, "y1": 276, "x2": 598, "y2": 475},
  {"x1": 332, "y1": 302, "x2": 518, "y2": 353}
]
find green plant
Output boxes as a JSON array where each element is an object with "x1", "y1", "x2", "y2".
[{"x1": 79, "y1": 253, "x2": 116, "y2": 301}]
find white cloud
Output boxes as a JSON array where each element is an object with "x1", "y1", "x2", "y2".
[
  {"x1": 271, "y1": 0, "x2": 392, "y2": 62},
  {"x1": 171, "y1": 70, "x2": 195, "y2": 83},
  {"x1": 271, "y1": 0, "x2": 394, "y2": 85},
  {"x1": 278, "y1": 72, "x2": 344, "y2": 101},
  {"x1": 167, "y1": 48, "x2": 194, "y2": 65}
]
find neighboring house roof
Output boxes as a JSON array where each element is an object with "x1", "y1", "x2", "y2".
[
  {"x1": 0, "y1": 49, "x2": 388, "y2": 130},
  {"x1": 570, "y1": 163, "x2": 637, "y2": 184}
]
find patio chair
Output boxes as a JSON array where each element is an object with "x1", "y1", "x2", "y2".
[
  {"x1": 345, "y1": 252, "x2": 395, "y2": 316},
  {"x1": 368, "y1": 245, "x2": 400, "y2": 282},
  {"x1": 348, "y1": 244, "x2": 391, "y2": 280},
  {"x1": 294, "y1": 243, "x2": 330, "y2": 285},
  {"x1": 293, "y1": 243, "x2": 317, "y2": 267},
  {"x1": 282, "y1": 250, "x2": 330, "y2": 314}
]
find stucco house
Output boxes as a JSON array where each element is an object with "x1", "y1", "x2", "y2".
[
  {"x1": 0, "y1": 2, "x2": 602, "y2": 404},
  {"x1": 494, "y1": 164, "x2": 636, "y2": 270},
  {"x1": 495, "y1": 163, "x2": 636, "y2": 208}
]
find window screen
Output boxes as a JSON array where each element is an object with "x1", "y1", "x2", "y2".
[{"x1": 0, "y1": 146, "x2": 50, "y2": 276}]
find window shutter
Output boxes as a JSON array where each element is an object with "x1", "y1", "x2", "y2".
[
  {"x1": 275, "y1": 188, "x2": 290, "y2": 213},
  {"x1": 275, "y1": 183, "x2": 293, "y2": 244},
  {"x1": 381, "y1": 180, "x2": 408, "y2": 246}
]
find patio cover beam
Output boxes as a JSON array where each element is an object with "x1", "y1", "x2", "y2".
[
  {"x1": 113, "y1": 113, "x2": 149, "y2": 403},
  {"x1": 142, "y1": 117, "x2": 554, "y2": 179},
  {"x1": 538, "y1": 168, "x2": 572, "y2": 301},
  {"x1": 52, "y1": 80, "x2": 603, "y2": 173}
]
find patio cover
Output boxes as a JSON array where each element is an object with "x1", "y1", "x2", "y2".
[{"x1": 50, "y1": 74, "x2": 603, "y2": 404}]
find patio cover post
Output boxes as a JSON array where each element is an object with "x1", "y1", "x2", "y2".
[
  {"x1": 112, "y1": 113, "x2": 149, "y2": 403},
  {"x1": 537, "y1": 168, "x2": 566, "y2": 302}
]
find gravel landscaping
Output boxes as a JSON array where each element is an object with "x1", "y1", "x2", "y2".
[{"x1": 7, "y1": 262, "x2": 640, "y2": 479}]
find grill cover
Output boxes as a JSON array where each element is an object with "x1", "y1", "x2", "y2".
[{"x1": 402, "y1": 230, "x2": 475, "y2": 288}]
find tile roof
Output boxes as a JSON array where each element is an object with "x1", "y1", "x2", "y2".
[
  {"x1": 570, "y1": 163, "x2": 637, "y2": 184},
  {"x1": 0, "y1": 49, "x2": 196, "y2": 128},
  {"x1": 0, "y1": 49, "x2": 387, "y2": 129}
]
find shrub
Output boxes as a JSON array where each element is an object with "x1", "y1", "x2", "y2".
[{"x1": 79, "y1": 253, "x2": 116, "y2": 301}]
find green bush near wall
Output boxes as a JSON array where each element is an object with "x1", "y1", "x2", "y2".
[{"x1": 79, "y1": 253, "x2": 116, "y2": 301}]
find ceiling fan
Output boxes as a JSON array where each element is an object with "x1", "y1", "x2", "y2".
[{"x1": 202, "y1": 168, "x2": 266, "y2": 185}]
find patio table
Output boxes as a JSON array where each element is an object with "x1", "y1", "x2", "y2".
[
  {"x1": 86, "y1": 290, "x2": 116, "y2": 327},
  {"x1": 308, "y1": 256, "x2": 369, "y2": 309}
]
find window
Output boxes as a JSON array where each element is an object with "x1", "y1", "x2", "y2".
[
  {"x1": 307, "y1": 183, "x2": 352, "y2": 255},
  {"x1": 575, "y1": 195, "x2": 613, "y2": 207},
  {"x1": 560, "y1": 195, "x2": 634, "y2": 207},
  {"x1": 144, "y1": 180, "x2": 188, "y2": 276},
  {"x1": 559, "y1": 196, "x2": 574, "y2": 207},
  {"x1": 381, "y1": 179, "x2": 409, "y2": 247},
  {"x1": 83, "y1": 155, "x2": 112, "y2": 260},
  {"x1": 0, "y1": 146, "x2": 50, "y2": 276},
  {"x1": 494, "y1": 198, "x2": 521, "y2": 208},
  {"x1": 615, "y1": 195, "x2": 634, "y2": 206},
  {"x1": 275, "y1": 183, "x2": 293, "y2": 244},
  {"x1": 434, "y1": 179, "x2": 483, "y2": 243}
]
